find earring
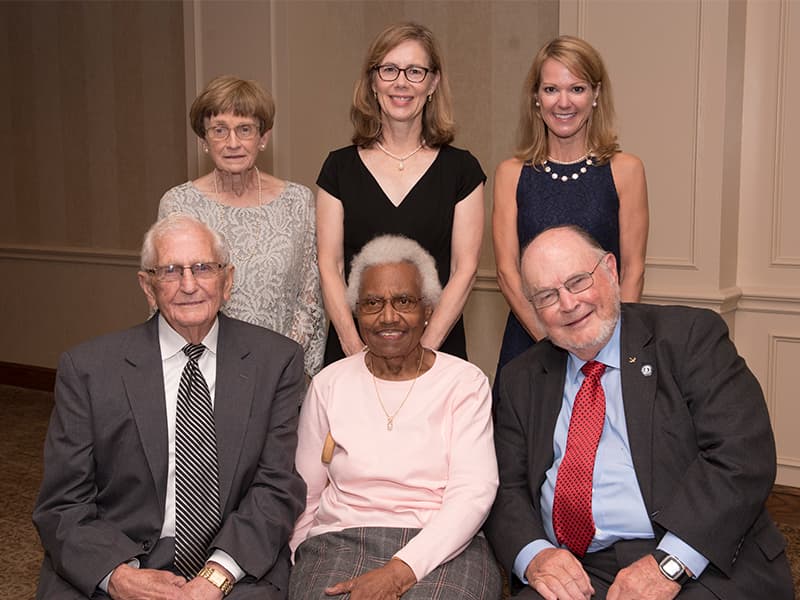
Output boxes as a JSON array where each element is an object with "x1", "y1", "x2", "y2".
[
  {"x1": 259, "y1": 145, "x2": 266, "y2": 150},
  {"x1": 427, "y1": 94, "x2": 432, "y2": 103},
  {"x1": 203, "y1": 145, "x2": 209, "y2": 153},
  {"x1": 592, "y1": 100, "x2": 597, "y2": 107},
  {"x1": 535, "y1": 100, "x2": 540, "y2": 107},
  {"x1": 373, "y1": 90, "x2": 378, "y2": 100},
  {"x1": 424, "y1": 320, "x2": 429, "y2": 327}
]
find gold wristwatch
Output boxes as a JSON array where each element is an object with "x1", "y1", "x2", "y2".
[{"x1": 198, "y1": 566, "x2": 234, "y2": 596}]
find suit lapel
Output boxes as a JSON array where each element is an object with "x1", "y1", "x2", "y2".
[
  {"x1": 619, "y1": 305, "x2": 657, "y2": 511},
  {"x1": 530, "y1": 343, "x2": 568, "y2": 484},
  {"x1": 121, "y1": 317, "x2": 169, "y2": 512},
  {"x1": 214, "y1": 314, "x2": 255, "y2": 513}
]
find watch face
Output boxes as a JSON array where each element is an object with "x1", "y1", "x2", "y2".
[
  {"x1": 662, "y1": 557, "x2": 684, "y2": 579},
  {"x1": 208, "y1": 571, "x2": 226, "y2": 585}
]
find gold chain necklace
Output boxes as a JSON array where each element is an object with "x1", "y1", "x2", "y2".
[
  {"x1": 375, "y1": 141, "x2": 425, "y2": 171},
  {"x1": 369, "y1": 347, "x2": 425, "y2": 431}
]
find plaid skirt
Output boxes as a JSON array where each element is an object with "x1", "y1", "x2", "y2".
[{"x1": 289, "y1": 527, "x2": 502, "y2": 599}]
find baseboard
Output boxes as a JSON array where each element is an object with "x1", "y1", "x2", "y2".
[
  {"x1": 773, "y1": 484, "x2": 800, "y2": 497},
  {"x1": 0, "y1": 361, "x2": 56, "y2": 391}
]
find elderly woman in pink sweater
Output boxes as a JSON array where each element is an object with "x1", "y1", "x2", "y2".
[{"x1": 288, "y1": 235, "x2": 500, "y2": 600}]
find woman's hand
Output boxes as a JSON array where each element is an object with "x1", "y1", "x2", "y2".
[
  {"x1": 325, "y1": 557, "x2": 417, "y2": 599},
  {"x1": 492, "y1": 158, "x2": 544, "y2": 340}
]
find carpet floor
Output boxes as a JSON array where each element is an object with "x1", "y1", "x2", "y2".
[{"x1": 2, "y1": 383, "x2": 798, "y2": 599}]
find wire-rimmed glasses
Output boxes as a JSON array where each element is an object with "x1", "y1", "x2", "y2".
[{"x1": 530, "y1": 253, "x2": 610, "y2": 309}]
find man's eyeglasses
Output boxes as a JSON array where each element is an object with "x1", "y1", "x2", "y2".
[
  {"x1": 530, "y1": 253, "x2": 609, "y2": 309},
  {"x1": 146, "y1": 263, "x2": 227, "y2": 282},
  {"x1": 204, "y1": 123, "x2": 260, "y2": 141},
  {"x1": 373, "y1": 64, "x2": 431, "y2": 83},
  {"x1": 357, "y1": 294, "x2": 423, "y2": 314}
]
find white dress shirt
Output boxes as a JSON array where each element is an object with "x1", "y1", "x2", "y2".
[{"x1": 99, "y1": 315, "x2": 243, "y2": 591}]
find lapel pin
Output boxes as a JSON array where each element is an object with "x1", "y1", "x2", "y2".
[
  {"x1": 641, "y1": 364, "x2": 653, "y2": 377},
  {"x1": 628, "y1": 356, "x2": 637, "y2": 363}
]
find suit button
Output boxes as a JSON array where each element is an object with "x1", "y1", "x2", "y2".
[{"x1": 142, "y1": 540, "x2": 152, "y2": 551}]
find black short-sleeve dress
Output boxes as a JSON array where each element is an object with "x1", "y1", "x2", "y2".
[{"x1": 318, "y1": 144, "x2": 485, "y2": 365}]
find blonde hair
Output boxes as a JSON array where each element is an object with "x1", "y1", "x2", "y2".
[
  {"x1": 516, "y1": 36, "x2": 619, "y2": 165},
  {"x1": 350, "y1": 22, "x2": 455, "y2": 148},
  {"x1": 189, "y1": 75, "x2": 275, "y2": 138}
]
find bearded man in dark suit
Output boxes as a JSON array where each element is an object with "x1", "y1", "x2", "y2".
[
  {"x1": 34, "y1": 214, "x2": 306, "y2": 599},
  {"x1": 485, "y1": 225, "x2": 793, "y2": 600}
]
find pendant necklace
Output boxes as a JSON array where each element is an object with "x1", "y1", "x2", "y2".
[
  {"x1": 375, "y1": 141, "x2": 425, "y2": 171},
  {"x1": 369, "y1": 347, "x2": 425, "y2": 431}
]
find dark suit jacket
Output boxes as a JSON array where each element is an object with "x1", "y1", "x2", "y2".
[
  {"x1": 33, "y1": 313, "x2": 307, "y2": 599},
  {"x1": 485, "y1": 303, "x2": 793, "y2": 598}
]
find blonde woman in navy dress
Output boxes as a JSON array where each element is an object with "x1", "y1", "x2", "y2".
[{"x1": 493, "y1": 36, "x2": 648, "y2": 389}]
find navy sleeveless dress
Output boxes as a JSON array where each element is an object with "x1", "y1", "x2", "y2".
[{"x1": 494, "y1": 158, "x2": 620, "y2": 393}]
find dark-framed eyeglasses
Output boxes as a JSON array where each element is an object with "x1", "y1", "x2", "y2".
[
  {"x1": 204, "y1": 123, "x2": 260, "y2": 141},
  {"x1": 373, "y1": 64, "x2": 431, "y2": 83},
  {"x1": 530, "y1": 253, "x2": 610, "y2": 309},
  {"x1": 357, "y1": 294, "x2": 424, "y2": 314},
  {"x1": 145, "y1": 262, "x2": 227, "y2": 282}
]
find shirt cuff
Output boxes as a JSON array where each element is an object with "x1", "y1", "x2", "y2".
[
  {"x1": 658, "y1": 532, "x2": 709, "y2": 579},
  {"x1": 209, "y1": 549, "x2": 246, "y2": 582},
  {"x1": 513, "y1": 540, "x2": 556, "y2": 583},
  {"x1": 98, "y1": 558, "x2": 140, "y2": 592}
]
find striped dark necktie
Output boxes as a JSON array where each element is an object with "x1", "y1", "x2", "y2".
[{"x1": 174, "y1": 343, "x2": 221, "y2": 578}]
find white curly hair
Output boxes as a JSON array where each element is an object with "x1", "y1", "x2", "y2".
[{"x1": 346, "y1": 235, "x2": 442, "y2": 311}]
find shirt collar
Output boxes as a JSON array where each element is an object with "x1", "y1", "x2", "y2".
[
  {"x1": 566, "y1": 317, "x2": 622, "y2": 382},
  {"x1": 157, "y1": 313, "x2": 219, "y2": 360}
]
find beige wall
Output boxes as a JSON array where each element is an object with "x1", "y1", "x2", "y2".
[{"x1": 1, "y1": 0, "x2": 798, "y2": 486}]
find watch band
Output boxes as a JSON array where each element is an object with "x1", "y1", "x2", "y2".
[
  {"x1": 198, "y1": 566, "x2": 234, "y2": 596},
  {"x1": 651, "y1": 550, "x2": 691, "y2": 586}
]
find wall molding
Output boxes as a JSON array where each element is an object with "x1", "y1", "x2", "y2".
[
  {"x1": 0, "y1": 244, "x2": 139, "y2": 267},
  {"x1": 768, "y1": 334, "x2": 800, "y2": 470},
  {"x1": 770, "y1": 0, "x2": 796, "y2": 266}
]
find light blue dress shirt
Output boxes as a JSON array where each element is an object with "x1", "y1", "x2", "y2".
[{"x1": 513, "y1": 319, "x2": 709, "y2": 582}]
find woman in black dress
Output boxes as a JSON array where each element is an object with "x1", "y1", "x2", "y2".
[{"x1": 316, "y1": 22, "x2": 485, "y2": 365}]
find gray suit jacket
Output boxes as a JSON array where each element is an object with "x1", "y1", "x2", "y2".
[
  {"x1": 485, "y1": 303, "x2": 793, "y2": 598},
  {"x1": 33, "y1": 313, "x2": 307, "y2": 599}
]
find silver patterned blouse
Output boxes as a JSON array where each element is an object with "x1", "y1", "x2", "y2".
[{"x1": 158, "y1": 181, "x2": 325, "y2": 376}]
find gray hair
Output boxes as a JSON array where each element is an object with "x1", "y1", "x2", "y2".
[
  {"x1": 140, "y1": 213, "x2": 231, "y2": 270},
  {"x1": 346, "y1": 235, "x2": 442, "y2": 310}
]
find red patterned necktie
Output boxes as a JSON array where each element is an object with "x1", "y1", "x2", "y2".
[{"x1": 552, "y1": 360, "x2": 607, "y2": 556}]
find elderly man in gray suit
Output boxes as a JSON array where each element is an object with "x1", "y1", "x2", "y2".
[
  {"x1": 34, "y1": 214, "x2": 306, "y2": 599},
  {"x1": 485, "y1": 225, "x2": 793, "y2": 600}
]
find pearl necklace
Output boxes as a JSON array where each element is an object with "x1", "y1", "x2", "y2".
[
  {"x1": 543, "y1": 155, "x2": 594, "y2": 183},
  {"x1": 213, "y1": 166, "x2": 262, "y2": 204},
  {"x1": 375, "y1": 141, "x2": 425, "y2": 171},
  {"x1": 368, "y1": 347, "x2": 425, "y2": 431}
]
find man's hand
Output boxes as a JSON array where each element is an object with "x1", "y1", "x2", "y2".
[
  {"x1": 108, "y1": 563, "x2": 187, "y2": 600},
  {"x1": 524, "y1": 547, "x2": 594, "y2": 600},
  {"x1": 183, "y1": 562, "x2": 234, "y2": 600},
  {"x1": 607, "y1": 555, "x2": 681, "y2": 600},
  {"x1": 325, "y1": 557, "x2": 417, "y2": 599}
]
